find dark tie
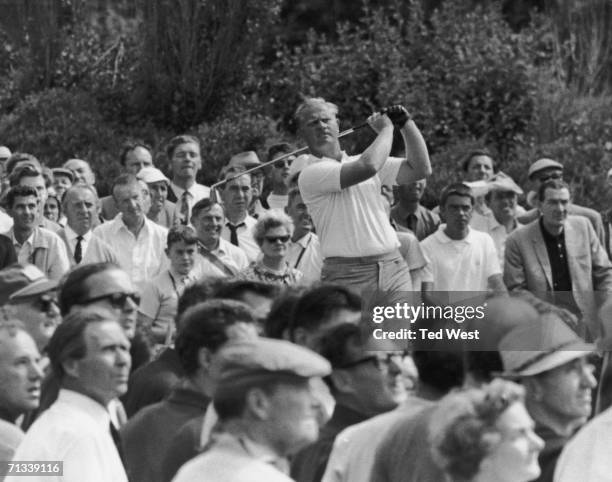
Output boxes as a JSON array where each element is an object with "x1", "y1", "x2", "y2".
[
  {"x1": 109, "y1": 422, "x2": 125, "y2": 465},
  {"x1": 406, "y1": 213, "x2": 418, "y2": 234},
  {"x1": 74, "y1": 235, "x2": 83, "y2": 263},
  {"x1": 180, "y1": 191, "x2": 191, "y2": 225},
  {"x1": 227, "y1": 222, "x2": 244, "y2": 246}
]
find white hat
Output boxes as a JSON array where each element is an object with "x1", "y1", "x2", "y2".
[{"x1": 137, "y1": 167, "x2": 169, "y2": 184}]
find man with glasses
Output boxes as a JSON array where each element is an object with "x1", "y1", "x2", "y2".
[
  {"x1": 266, "y1": 143, "x2": 295, "y2": 210},
  {"x1": 291, "y1": 323, "x2": 398, "y2": 482},
  {"x1": 518, "y1": 158, "x2": 605, "y2": 243}
]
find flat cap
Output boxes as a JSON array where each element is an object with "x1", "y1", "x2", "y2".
[
  {"x1": 486, "y1": 171, "x2": 523, "y2": 195},
  {"x1": 0, "y1": 264, "x2": 56, "y2": 304},
  {"x1": 497, "y1": 312, "x2": 594, "y2": 377},
  {"x1": 137, "y1": 166, "x2": 169, "y2": 185},
  {"x1": 214, "y1": 338, "x2": 331, "y2": 394},
  {"x1": 51, "y1": 167, "x2": 75, "y2": 182},
  {"x1": 528, "y1": 158, "x2": 563, "y2": 179},
  {"x1": 228, "y1": 151, "x2": 262, "y2": 169}
]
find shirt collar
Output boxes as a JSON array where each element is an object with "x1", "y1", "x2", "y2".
[
  {"x1": 57, "y1": 389, "x2": 111, "y2": 429},
  {"x1": 220, "y1": 432, "x2": 289, "y2": 474},
  {"x1": 111, "y1": 213, "x2": 149, "y2": 235},
  {"x1": 436, "y1": 224, "x2": 473, "y2": 244},
  {"x1": 293, "y1": 231, "x2": 314, "y2": 248},
  {"x1": 65, "y1": 224, "x2": 92, "y2": 241}
]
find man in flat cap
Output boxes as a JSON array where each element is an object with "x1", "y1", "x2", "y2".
[
  {"x1": 504, "y1": 179, "x2": 612, "y2": 339},
  {"x1": 173, "y1": 337, "x2": 331, "y2": 482},
  {"x1": 498, "y1": 313, "x2": 597, "y2": 482},
  {"x1": 470, "y1": 171, "x2": 524, "y2": 267},
  {"x1": 518, "y1": 158, "x2": 605, "y2": 244}
]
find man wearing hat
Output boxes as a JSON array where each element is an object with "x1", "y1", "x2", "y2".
[
  {"x1": 498, "y1": 312, "x2": 597, "y2": 482},
  {"x1": 173, "y1": 337, "x2": 331, "y2": 482},
  {"x1": 504, "y1": 179, "x2": 612, "y2": 339},
  {"x1": 137, "y1": 166, "x2": 177, "y2": 228},
  {"x1": 226, "y1": 151, "x2": 266, "y2": 217},
  {"x1": 58, "y1": 184, "x2": 116, "y2": 266},
  {"x1": 100, "y1": 141, "x2": 154, "y2": 220},
  {"x1": 517, "y1": 158, "x2": 605, "y2": 244},
  {"x1": 470, "y1": 171, "x2": 524, "y2": 267}
]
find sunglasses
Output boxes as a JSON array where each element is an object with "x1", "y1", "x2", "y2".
[
  {"x1": 338, "y1": 355, "x2": 386, "y2": 371},
  {"x1": 273, "y1": 158, "x2": 294, "y2": 169},
  {"x1": 264, "y1": 235, "x2": 290, "y2": 243},
  {"x1": 81, "y1": 292, "x2": 141, "y2": 309},
  {"x1": 38, "y1": 294, "x2": 59, "y2": 313},
  {"x1": 538, "y1": 172, "x2": 563, "y2": 183}
]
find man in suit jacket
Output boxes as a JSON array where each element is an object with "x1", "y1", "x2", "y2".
[
  {"x1": 504, "y1": 179, "x2": 612, "y2": 340},
  {"x1": 59, "y1": 184, "x2": 117, "y2": 266}
]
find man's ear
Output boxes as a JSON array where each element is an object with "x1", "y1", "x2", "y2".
[
  {"x1": 523, "y1": 377, "x2": 543, "y2": 402},
  {"x1": 329, "y1": 370, "x2": 355, "y2": 395},
  {"x1": 245, "y1": 387, "x2": 272, "y2": 420},
  {"x1": 62, "y1": 358, "x2": 80, "y2": 379},
  {"x1": 197, "y1": 346, "x2": 213, "y2": 371}
]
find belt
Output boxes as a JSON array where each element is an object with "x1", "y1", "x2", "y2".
[{"x1": 324, "y1": 250, "x2": 401, "y2": 265}]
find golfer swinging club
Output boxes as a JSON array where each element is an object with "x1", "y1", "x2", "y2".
[{"x1": 296, "y1": 98, "x2": 431, "y2": 298}]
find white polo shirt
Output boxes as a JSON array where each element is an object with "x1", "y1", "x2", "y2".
[
  {"x1": 420, "y1": 225, "x2": 501, "y2": 291},
  {"x1": 298, "y1": 153, "x2": 401, "y2": 258}
]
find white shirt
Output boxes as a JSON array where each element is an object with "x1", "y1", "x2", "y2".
[
  {"x1": 139, "y1": 268, "x2": 197, "y2": 332},
  {"x1": 63, "y1": 225, "x2": 93, "y2": 260},
  {"x1": 170, "y1": 182, "x2": 210, "y2": 222},
  {"x1": 470, "y1": 212, "x2": 522, "y2": 268},
  {"x1": 173, "y1": 432, "x2": 292, "y2": 482},
  {"x1": 420, "y1": 225, "x2": 501, "y2": 291},
  {"x1": 0, "y1": 209, "x2": 13, "y2": 232},
  {"x1": 554, "y1": 406, "x2": 612, "y2": 482},
  {"x1": 7, "y1": 389, "x2": 127, "y2": 482},
  {"x1": 299, "y1": 153, "x2": 401, "y2": 257},
  {"x1": 192, "y1": 238, "x2": 250, "y2": 278},
  {"x1": 266, "y1": 193, "x2": 288, "y2": 211},
  {"x1": 7, "y1": 227, "x2": 70, "y2": 281},
  {"x1": 89, "y1": 214, "x2": 168, "y2": 289},
  {"x1": 322, "y1": 396, "x2": 433, "y2": 482},
  {"x1": 221, "y1": 215, "x2": 260, "y2": 262},
  {"x1": 287, "y1": 232, "x2": 323, "y2": 284}
]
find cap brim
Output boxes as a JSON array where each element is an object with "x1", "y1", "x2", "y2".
[
  {"x1": 9, "y1": 278, "x2": 58, "y2": 301},
  {"x1": 496, "y1": 346, "x2": 595, "y2": 378}
]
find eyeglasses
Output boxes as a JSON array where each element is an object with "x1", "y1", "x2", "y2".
[
  {"x1": 538, "y1": 172, "x2": 563, "y2": 183},
  {"x1": 273, "y1": 158, "x2": 294, "y2": 169},
  {"x1": 264, "y1": 235, "x2": 290, "y2": 243},
  {"x1": 81, "y1": 292, "x2": 140, "y2": 309},
  {"x1": 338, "y1": 355, "x2": 385, "y2": 371},
  {"x1": 38, "y1": 294, "x2": 59, "y2": 313}
]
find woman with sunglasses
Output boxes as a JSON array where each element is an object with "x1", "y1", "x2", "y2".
[{"x1": 239, "y1": 210, "x2": 303, "y2": 286}]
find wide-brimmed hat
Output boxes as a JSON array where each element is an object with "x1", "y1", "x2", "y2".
[
  {"x1": 497, "y1": 312, "x2": 594, "y2": 377},
  {"x1": 137, "y1": 166, "x2": 169, "y2": 185},
  {"x1": 486, "y1": 171, "x2": 523, "y2": 195}
]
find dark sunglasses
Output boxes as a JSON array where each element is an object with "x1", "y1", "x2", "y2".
[
  {"x1": 38, "y1": 294, "x2": 59, "y2": 313},
  {"x1": 538, "y1": 172, "x2": 563, "y2": 183},
  {"x1": 81, "y1": 292, "x2": 140, "y2": 309},
  {"x1": 273, "y1": 158, "x2": 294, "y2": 169},
  {"x1": 264, "y1": 235, "x2": 290, "y2": 243},
  {"x1": 338, "y1": 355, "x2": 385, "y2": 371}
]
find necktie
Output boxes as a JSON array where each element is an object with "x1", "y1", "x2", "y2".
[
  {"x1": 406, "y1": 213, "x2": 418, "y2": 234},
  {"x1": 180, "y1": 191, "x2": 191, "y2": 225},
  {"x1": 74, "y1": 235, "x2": 83, "y2": 263},
  {"x1": 227, "y1": 222, "x2": 244, "y2": 246},
  {"x1": 109, "y1": 422, "x2": 125, "y2": 465}
]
